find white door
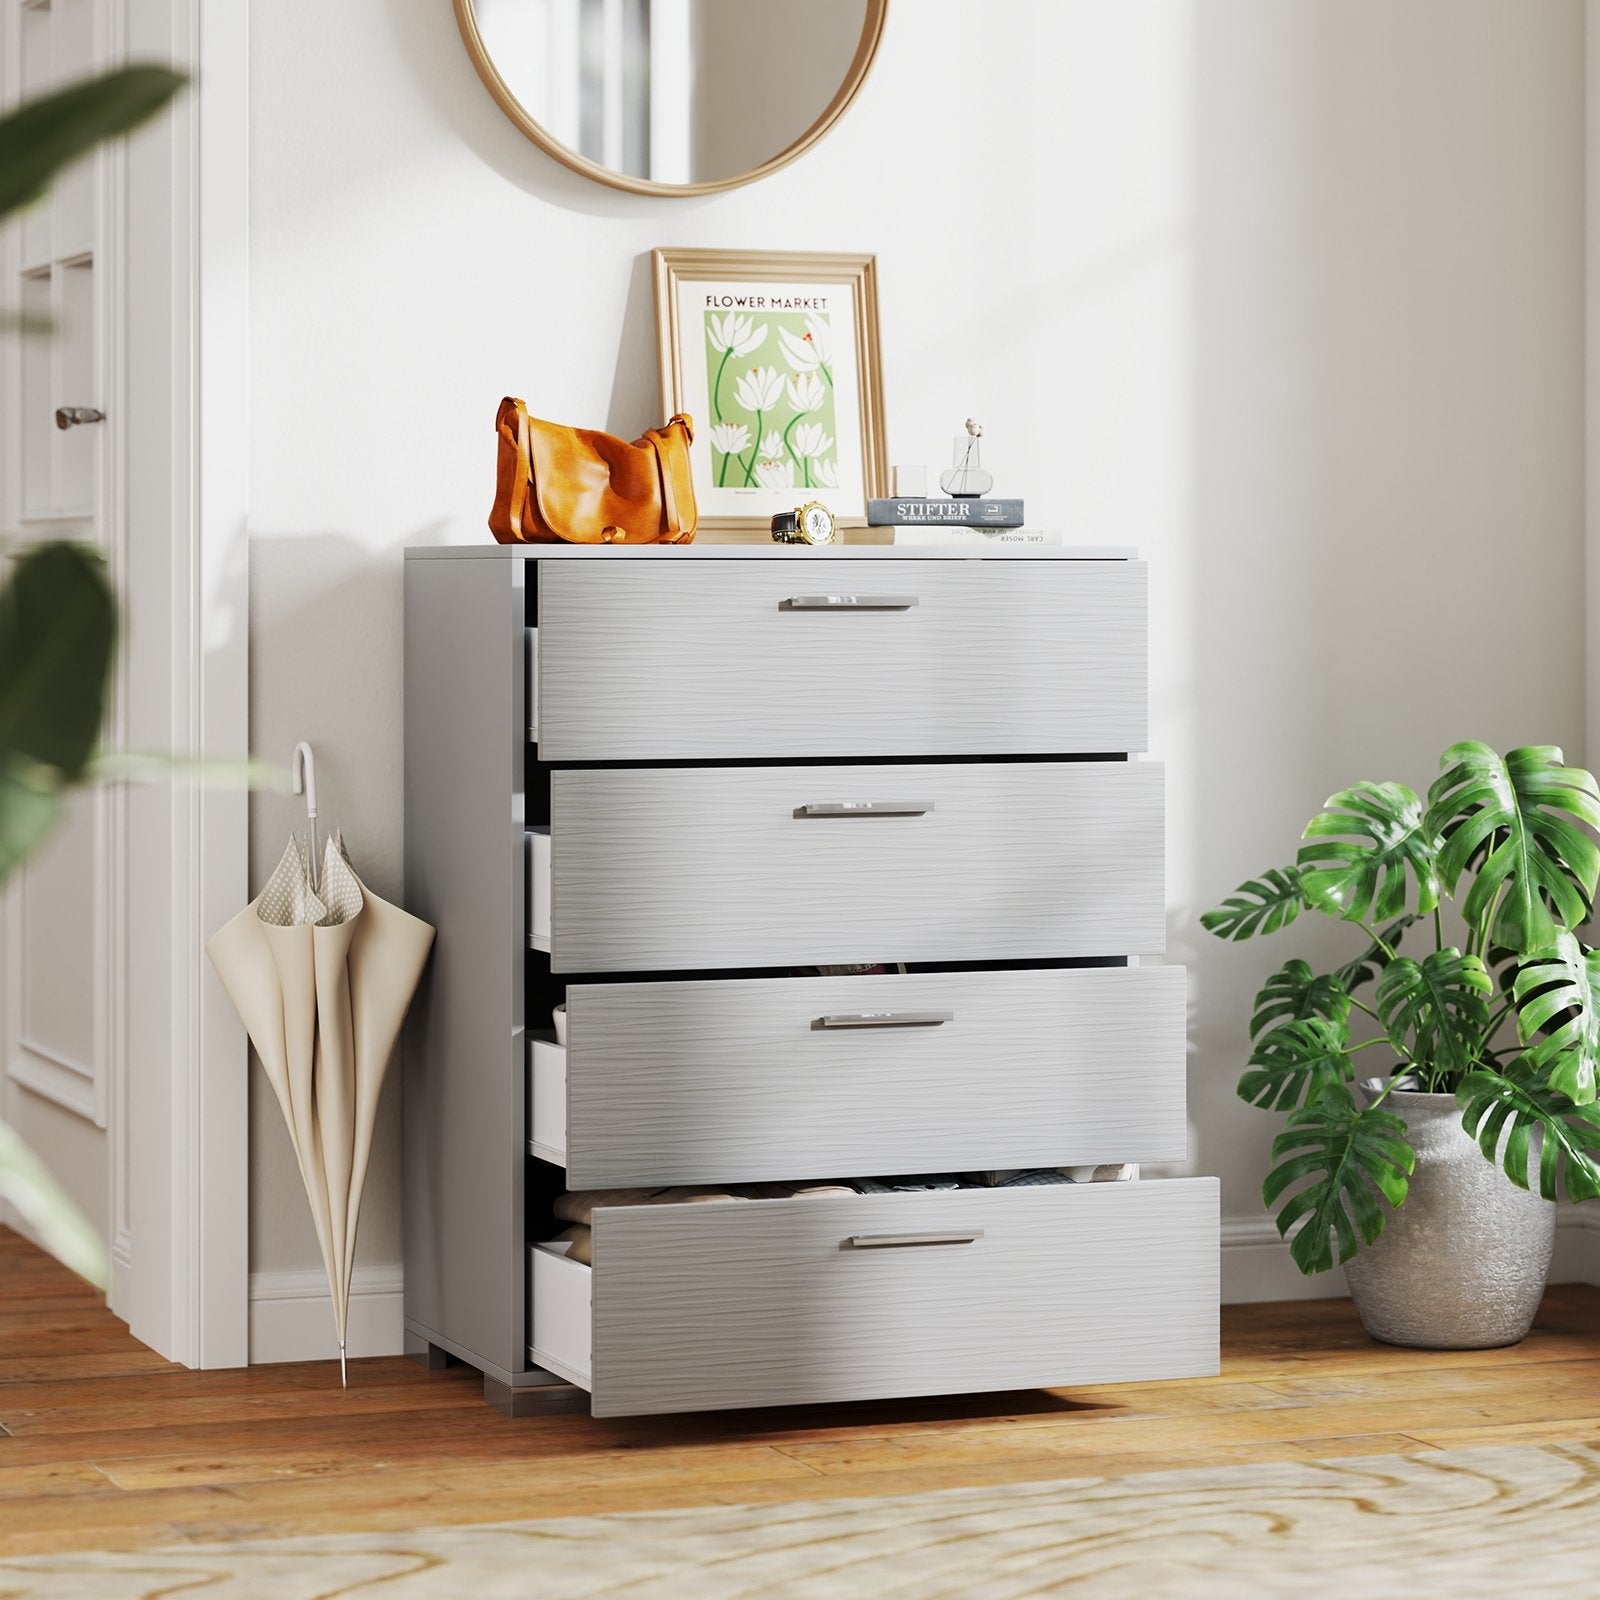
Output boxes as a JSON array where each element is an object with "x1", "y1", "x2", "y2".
[
  {"x1": 0, "y1": 0, "x2": 119, "y2": 1277},
  {"x1": 0, "y1": 0, "x2": 250, "y2": 1370}
]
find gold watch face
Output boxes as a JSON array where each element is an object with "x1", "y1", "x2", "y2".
[{"x1": 796, "y1": 501, "x2": 837, "y2": 544}]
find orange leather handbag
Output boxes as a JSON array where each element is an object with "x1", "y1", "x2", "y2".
[{"x1": 489, "y1": 397, "x2": 697, "y2": 545}]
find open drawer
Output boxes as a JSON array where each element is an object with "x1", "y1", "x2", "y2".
[
  {"x1": 529, "y1": 759, "x2": 1163, "y2": 971},
  {"x1": 528, "y1": 1177, "x2": 1219, "y2": 1417},
  {"x1": 526, "y1": 966, "x2": 1187, "y2": 1187}
]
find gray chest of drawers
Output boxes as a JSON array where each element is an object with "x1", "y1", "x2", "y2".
[{"x1": 401, "y1": 545, "x2": 1219, "y2": 1418}]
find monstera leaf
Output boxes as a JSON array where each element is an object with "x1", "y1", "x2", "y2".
[
  {"x1": 1297, "y1": 781, "x2": 1440, "y2": 924},
  {"x1": 1374, "y1": 948, "x2": 1492, "y2": 1080},
  {"x1": 1238, "y1": 1017, "x2": 1353, "y2": 1111},
  {"x1": 1457, "y1": 1063, "x2": 1600, "y2": 1202},
  {"x1": 1201, "y1": 866, "x2": 1308, "y2": 941},
  {"x1": 1262, "y1": 1087, "x2": 1414, "y2": 1274},
  {"x1": 1426, "y1": 743, "x2": 1600, "y2": 951},
  {"x1": 1333, "y1": 915, "x2": 1420, "y2": 993},
  {"x1": 1250, "y1": 959, "x2": 1350, "y2": 1040},
  {"x1": 1512, "y1": 933, "x2": 1600, "y2": 1106}
]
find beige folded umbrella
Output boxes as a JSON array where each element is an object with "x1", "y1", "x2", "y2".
[{"x1": 206, "y1": 832, "x2": 435, "y2": 1384}]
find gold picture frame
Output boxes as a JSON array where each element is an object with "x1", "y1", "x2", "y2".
[{"x1": 653, "y1": 249, "x2": 888, "y2": 541}]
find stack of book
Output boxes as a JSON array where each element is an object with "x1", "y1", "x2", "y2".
[{"x1": 865, "y1": 496, "x2": 1060, "y2": 545}]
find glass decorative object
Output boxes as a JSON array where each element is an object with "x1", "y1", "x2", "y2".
[{"x1": 939, "y1": 418, "x2": 994, "y2": 498}]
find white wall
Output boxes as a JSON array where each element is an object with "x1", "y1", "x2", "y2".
[{"x1": 247, "y1": 0, "x2": 1587, "y2": 1333}]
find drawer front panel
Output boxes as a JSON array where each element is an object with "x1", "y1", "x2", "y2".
[
  {"x1": 549, "y1": 761, "x2": 1163, "y2": 972},
  {"x1": 588, "y1": 1178, "x2": 1219, "y2": 1416},
  {"x1": 562, "y1": 966, "x2": 1186, "y2": 1187},
  {"x1": 537, "y1": 560, "x2": 1147, "y2": 759}
]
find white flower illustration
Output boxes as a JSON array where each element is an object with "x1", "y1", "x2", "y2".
[
  {"x1": 812, "y1": 456, "x2": 842, "y2": 488},
  {"x1": 793, "y1": 423, "x2": 834, "y2": 460},
  {"x1": 733, "y1": 365, "x2": 784, "y2": 413},
  {"x1": 706, "y1": 312, "x2": 768, "y2": 358},
  {"x1": 756, "y1": 458, "x2": 796, "y2": 489},
  {"x1": 786, "y1": 372, "x2": 826, "y2": 414},
  {"x1": 759, "y1": 430, "x2": 784, "y2": 460},
  {"x1": 708, "y1": 423, "x2": 751, "y2": 456},
  {"x1": 778, "y1": 315, "x2": 832, "y2": 373}
]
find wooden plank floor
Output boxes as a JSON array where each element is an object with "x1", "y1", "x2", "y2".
[{"x1": 5, "y1": 1225, "x2": 1600, "y2": 1556}]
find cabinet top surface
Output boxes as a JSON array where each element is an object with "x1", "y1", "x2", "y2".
[{"x1": 404, "y1": 543, "x2": 1139, "y2": 561}]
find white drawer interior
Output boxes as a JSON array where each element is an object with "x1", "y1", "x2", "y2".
[
  {"x1": 530, "y1": 1241, "x2": 591, "y2": 1391},
  {"x1": 526, "y1": 827, "x2": 551, "y2": 952},
  {"x1": 527, "y1": 1034, "x2": 566, "y2": 1165},
  {"x1": 525, "y1": 625, "x2": 539, "y2": 741}
]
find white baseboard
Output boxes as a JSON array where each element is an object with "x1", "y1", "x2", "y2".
[
  {"x1": 247, "y1": 1264, "x2": 405, "y2": 1365},
  {"x1": 1220, "y1": 1207, "x2": 1600, "y2": 1304}
]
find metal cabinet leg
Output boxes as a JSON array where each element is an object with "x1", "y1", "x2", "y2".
[{"x1": 404, "y1": 1333, "x2": 452, "y2": 1371}]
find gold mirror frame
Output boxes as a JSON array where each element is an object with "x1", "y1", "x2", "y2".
[{"x1": 453, "y1": 0, "x2": 889, "y2": 198}]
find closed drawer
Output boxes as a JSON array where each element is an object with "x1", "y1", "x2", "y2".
[
  {"x1": 543, "y1": 760, "x2": 1163, "y2": 972},
  {"x1": 536, "y1": 559, "x2": 1146, "y2": 760},
  {"x1": 529, "y1": 1178, "x2": 1219, "y2": 1416},
  {"x1": 529, "y1": 966, "x2": 1187, "y2": 1187}
]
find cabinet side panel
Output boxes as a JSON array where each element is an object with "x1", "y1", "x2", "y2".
[{"x1": 402, "y1": 555, "x2": 525, "y2": 1378}]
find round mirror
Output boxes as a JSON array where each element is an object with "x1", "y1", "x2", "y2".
[{"x1": 454, "y1": 0, "x2": 888, "y2": 196}]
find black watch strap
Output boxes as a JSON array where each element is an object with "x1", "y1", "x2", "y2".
[{"x1": 770, "y1": 511, "x2": 800, "y2": 539}]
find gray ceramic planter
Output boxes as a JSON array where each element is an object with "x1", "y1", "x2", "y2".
[{"x1": 1342, "y1": 1085, "x2": 1555, "y2": 1350}]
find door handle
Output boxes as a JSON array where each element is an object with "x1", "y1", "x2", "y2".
[
  {"x1": 797, "y1": 800, "x2": 934, "y2": 817},
  {"x1": 817, "y1": 1011, "x2": 954, "y2": 1028},
  {"x1": 54, "y1": 406, "x2": 105, "y2": 429},
  {"x1": 781, "y1": 595, "x2": 918, "y2": 610},
  {"x1": 845, "y1": 1231, "x2": 983, "y2": 1249}
]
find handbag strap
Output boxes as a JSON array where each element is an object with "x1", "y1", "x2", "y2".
[
  {"x1": 651, "y1": 430, "x2": 682, "y2": 541},
  {"x1": 508, "y1": 401, "x2": 533, "y2": 538}
]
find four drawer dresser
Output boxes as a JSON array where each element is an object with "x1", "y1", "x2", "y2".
[{"x1": 401, "y1": 544, "x2": 1219, "y2": 1417}]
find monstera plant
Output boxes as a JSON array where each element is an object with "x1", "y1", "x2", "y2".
[
  {"x1": 0, "y1": 64, "x2": 185, "y2": 1283},
  {"x1": 1205, "y1": 742, "x2": 1600, "y2": 1276}
]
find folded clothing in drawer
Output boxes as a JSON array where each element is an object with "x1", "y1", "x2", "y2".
[{"x1": 542, "y1": 1167, "x2": 1141, "y2": 1266}]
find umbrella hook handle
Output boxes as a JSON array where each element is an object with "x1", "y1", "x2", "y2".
[{"x1": 291, "y1": 741, "x2": 320, "y2": 894}]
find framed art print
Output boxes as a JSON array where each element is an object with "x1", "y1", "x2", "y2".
[{"x1": 653, "y1": 249, "x2": 888, "y2": 538}]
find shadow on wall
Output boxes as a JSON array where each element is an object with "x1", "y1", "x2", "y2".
[
  {"x1": 246, "y1": 528, "x2": 446, "y2": 1275},
  {"x1": 1182, "y1": 0, "x2": 1584, "y2": 1272},
  {"x1": 609, "y1": 253, "x2": 663, "y2": 437}
]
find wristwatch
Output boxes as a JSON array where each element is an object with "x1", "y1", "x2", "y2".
[{"x1": 771, "y1": 500, "x2": 838, "y2": 545}]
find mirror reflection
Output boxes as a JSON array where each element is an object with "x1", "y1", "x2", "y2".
[{"x1": 468, "y1": 0, "x2": 876, "y2": 189}]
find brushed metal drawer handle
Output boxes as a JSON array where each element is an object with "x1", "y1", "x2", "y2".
[
  {"x1": 818, "y1": 1011, "x2": 954, "y2": 1028},
  {"x1": 781, "y1": 594, "x2": 919, "y2": 610},
  {"x1": 845, "y1": 1231, "x2": 984, "y2": 1249},
  {"x1": 798, "y1": 800, "x2": 935, "y2": 817}
]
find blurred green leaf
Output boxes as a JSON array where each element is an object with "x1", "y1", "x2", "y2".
[
  {"x1": 0, "y1": 541, "x2": 116, "y2": 784},
  {"x1": 0, "y1": 1117, "x2": 105, "y2": 1287},
  {"x1": 0, "y1": 65, "x2": 185, "y2": 222}
]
